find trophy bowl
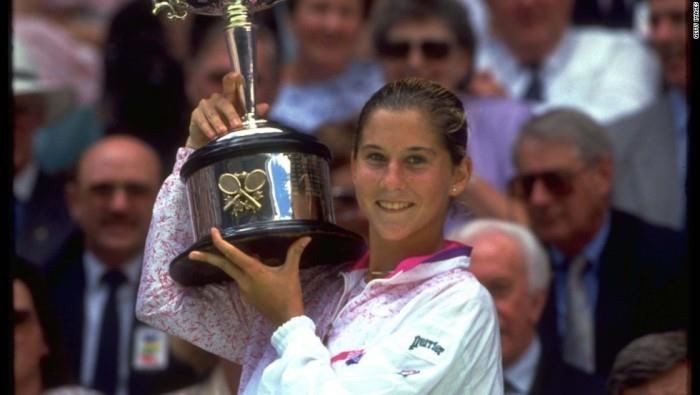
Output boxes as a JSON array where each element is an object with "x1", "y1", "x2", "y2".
[{"x1": 154, "y1": 0, "x2": 367, "y2": 286}]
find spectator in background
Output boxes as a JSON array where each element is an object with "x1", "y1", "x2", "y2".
[
  {"x1": 13, "y1": 2, "x2": 105, "y2": 176},
  {"x1": 571, "y1": 0, "x2": 640, "y2": 28},
  {"x1": 370, "y1": 0, "x2": 531, "y2": 227},
  {"x1": 509, "y1": 108, "x2": 688, "y2": 377},
  {"x1": 102, "y1": 0, "x2": 190, "y2": 170},
  {"x1": 14, "y1": 256, "x2": 102, "y2": 395},
  {"x1": 185, "y1": 14, "x2": 282, "y2": 108},
  {"x1": 607, "y1": 331, "x2": 689, "y2": 395},
  {"x1": 13, "y1": 35, "x2": 77, "y2": 268},
  {"x1": 46, "y1": 136, "x2": 202, "y2": 395},
  {"x1": 268, "y1": 0, "x2": 384, "y2": 134},
  {"x1": 450, "y1": 219, "x2": 605, "y2": 395},
  {"x1": 475, "y1": 0, "x2": 660, "y2": 124},
  {"x1": 607, "y1": 0, "x2": 688, "y2": 232},
  {"x1": 315, "y1": 119, "x2": 369, "y2": 241}
]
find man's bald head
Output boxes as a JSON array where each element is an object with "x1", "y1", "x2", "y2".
[{"x1": 68, "y1": 135, "x2": 162, "y2": 268}]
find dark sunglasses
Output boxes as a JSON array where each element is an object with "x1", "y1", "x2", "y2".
[
  {"x1": 378, "y1": 39, "x2": 453, "y2": 60},
  {"x1": 509, "y1": 167, "x2": 588, "y2": 199}
]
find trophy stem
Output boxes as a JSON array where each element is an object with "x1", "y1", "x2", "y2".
[{"x1": 225, "y1": 1, "x2": 258, "y2": 129}]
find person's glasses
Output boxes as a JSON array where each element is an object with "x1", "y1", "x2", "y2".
[
  {"x1": 377, "y1": 39, "x2": 454, "y2": 60},
  {"x1": 509, "y1": 167, "x2": 588, "y2": 199}
]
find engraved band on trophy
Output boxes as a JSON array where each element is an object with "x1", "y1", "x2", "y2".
[{"x1": 152, "y1": 0, "x2": 366, "y2": 286}]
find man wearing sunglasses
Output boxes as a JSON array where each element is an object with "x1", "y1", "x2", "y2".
[{"x1": 510, "y1": 108, "x2": 688, "y2": 379}]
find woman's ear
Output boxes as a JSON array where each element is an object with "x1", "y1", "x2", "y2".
[{"x1": 450, "y1": 156, "x2": 472, "y2": 197}]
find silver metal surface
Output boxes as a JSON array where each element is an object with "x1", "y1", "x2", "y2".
[
  {"x1": 225, "y1": 26, "x2": 257, "y2": 127},
  {"x1": 151, "y1": 0, "x2": 283, "y2": 18},
  {"x1": 185, "y1": 152, "x2": 335, "y2": 241}
]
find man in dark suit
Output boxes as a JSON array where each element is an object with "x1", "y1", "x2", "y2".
[
  {"x1": 509, "y1": 109, "x2": 688, "y2": 378},
  {"x1": 13, "y1": 34, "x2": 76, "y2": 267},
  {"x1": 607, "y1": 0, "x2": 688, "y2": 232},
  {"x1": 46, "y1": 135, "x2": 202, "y2": 395},
  {"x1": 450, "y1": 219, "x2": 605, "y2": 395}
]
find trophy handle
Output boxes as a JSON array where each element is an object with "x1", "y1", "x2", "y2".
[
  {"x1": 152, "y1": 0, "x2": 188, "y2": 20},
  {"x1": 225, "y1": 2, "x2": 259, "y2": 129}
]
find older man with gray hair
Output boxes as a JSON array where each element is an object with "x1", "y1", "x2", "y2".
[
  {"x1": 509, "y1": 108, "x2": 688, "y2": 378},
  {"x1": 450, "y1": 219, "x2": 604, "y2": 394},
  {"x1": 607, "y1": 330, "x2": 689, "y2": 395}
]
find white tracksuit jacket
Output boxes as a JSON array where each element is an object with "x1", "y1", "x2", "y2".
[{"x1": 136, "y1": 148, "x2": 504, "y2": 394}]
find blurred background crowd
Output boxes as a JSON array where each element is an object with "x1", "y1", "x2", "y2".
[{"x1": 11, "y1": 0, "x2": 690, "y2": 394}]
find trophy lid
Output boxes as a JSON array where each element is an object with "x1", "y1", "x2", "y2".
[
  {"x1": 153, "y1": 0, "x2": 285, "y2": 17},
  {"x1": 181, "y1": 122, "x2": 332, "y2": 180}
]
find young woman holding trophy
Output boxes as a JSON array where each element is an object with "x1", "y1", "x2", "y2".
[{"x1": 136, "y1": 74, "x2": 503, "y2": 393}]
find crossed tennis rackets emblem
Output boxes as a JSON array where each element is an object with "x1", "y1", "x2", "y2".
[{"x1": 218, "y1": 169, "x2": 268, "y2": 217}]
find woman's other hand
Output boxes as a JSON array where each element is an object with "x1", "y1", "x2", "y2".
[
  {"x1": 188, "y1": 228, "x2": 309, "y2": 327},
  {"x1": 186, "y1": 72, "x2": 271, "y2": 149}
]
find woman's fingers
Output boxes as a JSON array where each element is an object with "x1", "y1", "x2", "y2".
[
  {"x1": 199, "y1": 97, "x2": 230, "y2": 135},
  {"x1": 213, "y1": 94, "x2": 242, "y2": 130},
  {"x1": 283, "y1": 236, "x2": 312, "y2": 273},
  {"x1": 188, "y1": 250, "x2": 245, "y2": 284},
  {"x1": 255, "y1": 103, "x2": 270, "y2": 118},
  {"x1": 209, "y1": 228, "x2": 260, "y2": 273},
  {"x1": 222, "y1": 72, "x2": 243, "y2": 98},
  {"x1": 191, "y1": 107, "x2": 217, "y2": 140}
]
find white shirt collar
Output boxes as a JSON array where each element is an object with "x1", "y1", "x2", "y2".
[
  {"x1": 14, "y1": 161, "x2": 40, "y2": 202},
  {"x1": 542, "y1": 29, "x2": 575, "y2": 76},
  {"x1": 504, "y1": 336, "x2": 541, "y2": 394},
  {"x1": 84, "y1": 250, "x2": 142, "y2": 291}
]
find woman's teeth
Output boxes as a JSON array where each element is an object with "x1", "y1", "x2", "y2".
[{"x1": 377, "y1": 201, "x2": 412, "y2": 210}]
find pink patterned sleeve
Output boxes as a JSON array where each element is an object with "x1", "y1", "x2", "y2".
[{"x1": 135, "y1": 147, "x2": 254, "y2": 362}]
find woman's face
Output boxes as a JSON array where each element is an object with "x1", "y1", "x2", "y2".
[
  {"x1": 352, "y1": 108, "x2": 468, "y2": 245},
  {"x1": 380, "y1": 16, "x2": 471, "y2": 91},
  {"x1": 289, "y1": 0, "x2": 364, "y2": 70},
  {"x1": 14, "y1": 279, "x2": 49, "y2": 386}
]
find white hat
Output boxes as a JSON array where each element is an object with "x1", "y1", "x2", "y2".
[{"x1": 13, "y1": 34, "x2": 74, "y2": 124}]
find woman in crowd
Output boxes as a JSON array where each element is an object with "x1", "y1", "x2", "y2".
[
  {"x1": 136, "y1": 75, "x2": 502, "y2": 394},
  {"x1": 267, "y1": 0, "x2": 384, "y2": 134},
  {"x1": 14, "y1": 257, "x2": 102, "y2": 395}
]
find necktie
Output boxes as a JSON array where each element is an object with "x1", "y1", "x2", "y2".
[
  {"x1": 522, "y1": 64, "x2": 543, "y2": 102},
  {"x1": 14, "y1": 198, "x2": 26, "y2": 236},
  {"x1": 93, "y1": 270, "x2": 126, "y2": 395},
  {"x1": 562, "y1": 256, "x2": 595, "y2": 373},
  {"x1": 504, "y1": 378, "x2": 518, "y2": 395}
]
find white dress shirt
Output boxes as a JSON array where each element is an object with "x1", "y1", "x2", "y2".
[
  {"x1": 82, "y1": 252, "x2": 142, "y2": 395},
  {"x1": 503, "y1": 337, "x2": 541, "y2": 395},
  {"x1": 476, "y1": 27, "x2": 660, "y2": 124},
  {"x1": 14, "y1": 161, "x2": 39, "y2": 203}
]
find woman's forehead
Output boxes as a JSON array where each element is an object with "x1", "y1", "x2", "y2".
[{"x1": 359, "y1": 108, "x2": 442, "y2": 148}]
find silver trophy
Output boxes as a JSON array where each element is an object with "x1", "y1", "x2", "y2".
[{"x1": 152, "y1": 0, "x2": 366, "y2": 286}]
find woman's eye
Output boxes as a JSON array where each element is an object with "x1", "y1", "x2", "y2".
[
  {"x1": 405, "y1": 155, "x2": 427, "y2": 166},
  {"x1": 365, "y1": 152, "x2": 386, "y2": 163}
]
